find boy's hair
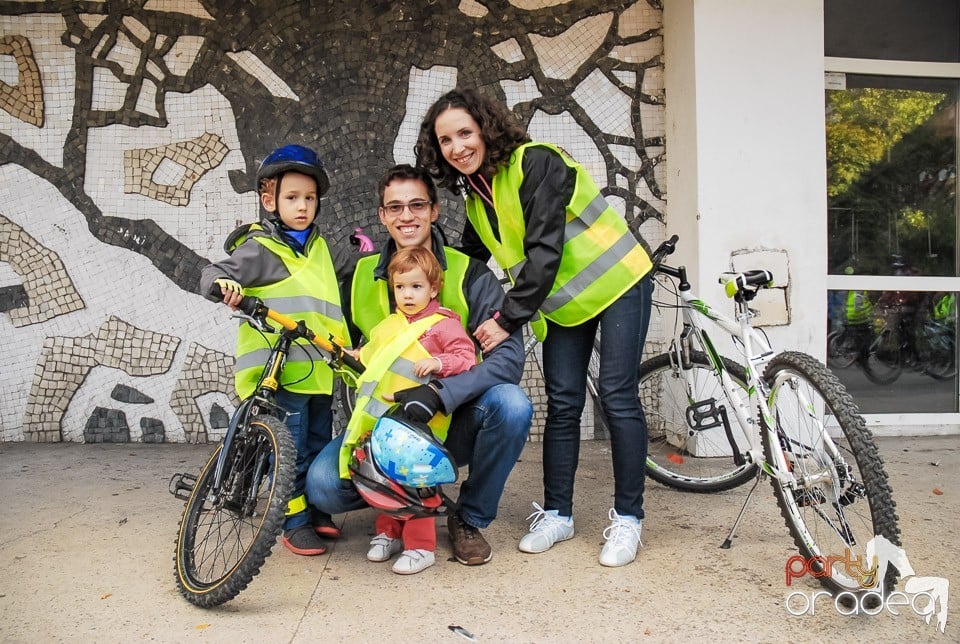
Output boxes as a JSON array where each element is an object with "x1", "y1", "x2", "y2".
[
  {"x1": 258, "y1": 176, "x2": 277, "y2": 196},
  {"x1": 377, "y1": 164, "x2": 438, "y2": 206},
  {"x1": 388, "y1": 246, "x2": 444, "y2": 293}
]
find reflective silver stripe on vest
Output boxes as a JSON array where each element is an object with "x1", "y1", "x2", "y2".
[
  {"x1": 261, "y1": 295, "x2": 344, "y2": 323},
  {"x1": 357, "y1": 356, "x2": 420, "y2": 402},
  {"x1": 540, "y1": 232, "x2": 638, "y2": 315},
  {"x1": 235, "y1": 344, "x2": 323, "y2": 372},
  {"x1": 363, "y1": 397, "x2": 391, "y2": 418},
  {"x1": 358, "y1": 380, "x2": 378, "y2": 398},
  {"x1": 388, "y1": 357, "x2": 420, "y2": 382},
  {"x1": 564, "y1": 193, "x2": 608, "y2": 242},
  {"x1": 505, "y1": 195, "x2": 606, "y2": 283},
  {"x1": 506, "y1": 261, "x2": 524, "y2": 283}
]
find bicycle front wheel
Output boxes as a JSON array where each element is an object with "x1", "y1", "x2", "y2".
[
  {"x1": 174, "y1": 413, "x2": 295, "y2": 607},
  {"x1": 641, "y1": 352, "x2": 758, "y2": 492},
  {"x1": 761, "y1": 352, "x2": 900, "y2": 596}
]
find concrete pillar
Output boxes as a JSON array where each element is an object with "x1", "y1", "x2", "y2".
[{"x1": 664, "y1": 0, "x2": 828, "y2": 356}]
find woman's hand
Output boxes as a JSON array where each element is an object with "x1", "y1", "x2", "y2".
[{"x1": 474, "y1": 317, "x2": 509, "y2": 353}]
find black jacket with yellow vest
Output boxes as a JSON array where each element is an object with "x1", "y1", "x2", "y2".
[{"x1": 460, "y1": 144, "x2": 652, "y2": 340}]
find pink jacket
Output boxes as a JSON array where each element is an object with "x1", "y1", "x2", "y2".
[{"x1": 401, "y1": 299, "x2": 477, "y2": 377}]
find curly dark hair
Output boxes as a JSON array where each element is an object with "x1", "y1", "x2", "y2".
[{"x1": 414, "y1": 87, "x2": 530, "y2": 195}]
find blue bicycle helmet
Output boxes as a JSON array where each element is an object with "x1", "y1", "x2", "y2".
[
  {"x1": 256, "y1": 144, "x2": 330, "y2": 197},
  {"x1": 349, "y1": 414, "x2": 458, "y2": 519}
]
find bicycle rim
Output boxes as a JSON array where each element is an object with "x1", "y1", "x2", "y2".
[
  {"x1": 174, "y1": 415, "x2": 295, "y2": 607},
  {"x1": 761, "y1": 352, "x2": 900, "y2": 596},
  {"x1": 641, "y1": 352, "x2": 758, "y2": 492}
]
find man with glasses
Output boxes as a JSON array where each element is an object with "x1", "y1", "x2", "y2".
[{"x1": 306, "y1": 164, "x2": 532, "y2": 566}]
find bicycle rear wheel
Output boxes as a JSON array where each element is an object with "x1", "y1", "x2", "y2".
[
  {"x1": 761, "y1": 352, "x2": 900, "y2": 596},
  {"x1": 640, "y1": 352, "x2": 757, "y2": 492},
  {"x1": 174, "y1": 413, "x2": 295, "y2": 607}
]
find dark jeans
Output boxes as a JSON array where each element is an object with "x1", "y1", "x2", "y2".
[
  {"x1": 540, "y1": 276, "x2": 654, "y2": 519},
  {"x1": 305, "y1": 383, "x2": 531, "y2": 529},
  {"x1": 274, "y1": 390, "x2": 333, "y2": 530}
]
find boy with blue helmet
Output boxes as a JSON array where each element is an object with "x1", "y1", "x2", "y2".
[{"x1": 199, "y1": 144, "x2": 349, "y2": 556}]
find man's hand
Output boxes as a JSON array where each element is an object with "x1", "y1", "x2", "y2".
[{"x1": 386, "y1": 383, "x2": 444, "y2": 422}]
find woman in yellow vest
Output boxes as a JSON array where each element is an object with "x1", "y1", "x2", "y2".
[
  {"x1": 199, "y1": 144, "x2": 349, "y2": 557},
  {"x1": 416, "y1": 88, "x2": 654, "y2": 567}
]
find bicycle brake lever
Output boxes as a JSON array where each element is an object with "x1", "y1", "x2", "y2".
[{"x1": 231, "y1": 310, "x2": 274, "y2": 333}]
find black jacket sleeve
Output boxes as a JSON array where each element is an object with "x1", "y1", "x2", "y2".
[{"x1": 495, "y1": 146, "x2": 574, "y2": 334}]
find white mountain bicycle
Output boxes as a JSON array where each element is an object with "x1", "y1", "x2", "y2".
[{"x1": 637, "y1": 234, "x2": 899, "y2": 596}]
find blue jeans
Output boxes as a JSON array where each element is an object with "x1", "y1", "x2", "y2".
[
  {"x1": 540, "y1": 276, "x2": 653, "y2": 519},
  {"x1": 274, "y1": 390, "x2": 333, "y2": 530},
  {"x1": 305, "y1": 383, "x2": 531, "y2": 529}
]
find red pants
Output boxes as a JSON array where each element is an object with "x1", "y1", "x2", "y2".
[{"x1": 375, "y1": 513, "x2": 435, "y2": 551}]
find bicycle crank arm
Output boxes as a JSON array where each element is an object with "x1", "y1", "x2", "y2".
[{"x1": 685, "y1": 399, "x2": 746, "y2": 466}]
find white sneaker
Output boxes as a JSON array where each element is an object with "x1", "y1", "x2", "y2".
[
  {"x1": 599, "y1": 508, "x2": 642, "y2": 567},
  {"x1": 392, "y1": 549, "x2": 436, "y2": 575},
  {"x1": 366, "y1": 533, "x2": 403, "y2": 562},
  {"x1": 518, "y1": 502, "x2": 574, "y2": 553}
]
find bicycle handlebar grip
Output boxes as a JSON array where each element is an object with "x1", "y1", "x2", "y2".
[
  {"x1": 651, "y1": 234, "x2": 679, "y2": 265},
  {"x1": 337, "y1": 350, "x2": 365, "y2": 374}
]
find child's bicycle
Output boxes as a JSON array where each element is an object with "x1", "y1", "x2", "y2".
[
  {"x1": 637, "y1": 235, "x2": 900, "y2": 596},
  {"x1": 168, "y1": 296, "x2": 362, "y2": 608}
]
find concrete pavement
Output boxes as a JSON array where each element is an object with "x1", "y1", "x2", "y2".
[{"x1": 0, "y1": 436, "x2": 957, "y2": 643}]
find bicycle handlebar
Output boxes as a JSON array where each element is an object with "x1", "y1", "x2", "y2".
[
  {"x1": 236, "y1": 296, "x2": 365, "y2": 374},
  {"x1": 651, "y1": 234, "x2": 679, "y2": 269}
]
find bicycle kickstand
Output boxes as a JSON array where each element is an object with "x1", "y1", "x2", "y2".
[{"x1": 720, "y1": 472, "x2": 763, "y2": 549}]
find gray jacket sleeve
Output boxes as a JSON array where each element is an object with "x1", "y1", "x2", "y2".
[
  {"x1": 433, "y1": 261, "x2": 526, "y2": 412},
  {"x1": 198, "y1": 240, "x2": 281, "y2": 301}
]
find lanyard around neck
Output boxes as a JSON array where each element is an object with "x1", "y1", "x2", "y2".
[{"x1": 466, "y1": 173, "x2": 495, "y2": 210}]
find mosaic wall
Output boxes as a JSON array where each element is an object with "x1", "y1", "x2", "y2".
[{"x1": 0, "y1": 0, "x2": 666, "y2": 443}]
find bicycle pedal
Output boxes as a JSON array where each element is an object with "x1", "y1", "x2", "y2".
[
  {"x1": 169, "y1": 472, "x2": 196, "y2": 500},
  {"x1": 685, "y1": 398, "x2": 723, "y2": 431}
]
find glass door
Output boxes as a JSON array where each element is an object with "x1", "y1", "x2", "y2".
[{"x1": 826, "y1": 74, "x2": 959, "y2": 414}]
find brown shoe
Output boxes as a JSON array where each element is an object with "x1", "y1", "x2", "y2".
[{"x1": 447, "y1": 513, "x2": 492, "y2": 565}]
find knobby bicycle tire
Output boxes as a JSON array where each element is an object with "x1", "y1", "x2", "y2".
[
  {"x1": 174, "y1": 413, "x2": 295, "y2": 607},
  {"x1": 335, "y1": 376, "x2": 357, "y2": 435},
  {"x1": 640, "y1": 351, "x2": 758, "y2": 492},
  {"x1": 761, "y1": 351, "x2": 900, "y2": 596}
]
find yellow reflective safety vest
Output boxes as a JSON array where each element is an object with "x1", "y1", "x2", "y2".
[
  {"x1": 464, "y1": 142, "x2": 652, "y2": 340},
  {"x1": 338, "y1": 312, "x2": 451, "y2": 478},
  {"x1": 351, "y1": 249, "x2": 471, "y2": 338},
  {"x1": 845, "y1": 290, "x2": 873, "y2": 326},
  {"x1": 234, "y1": 228, "x2": 350, "y2": 399}
]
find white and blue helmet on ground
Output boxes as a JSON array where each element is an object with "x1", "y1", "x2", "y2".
[{"x1": 349, "y1": 413, "x2": 458, "y2": 519}]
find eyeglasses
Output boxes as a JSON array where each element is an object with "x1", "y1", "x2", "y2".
[{"x1": 381, "y1": 200, "x2": 433, "y2": 216}]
